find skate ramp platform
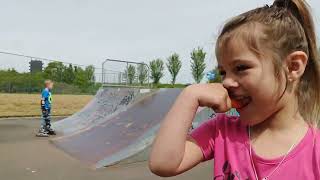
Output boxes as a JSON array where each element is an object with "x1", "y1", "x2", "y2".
[
  {"x1": 51, "y1": 88, "x2": 215, "y2": 168},
  {"x1": 53, "y1": 87, "x2": 152, "y2": 136}
]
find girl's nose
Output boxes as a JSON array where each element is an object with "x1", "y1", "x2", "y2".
[{"x1": 222, "y1": 76, "x2": 239, "y2": 89}]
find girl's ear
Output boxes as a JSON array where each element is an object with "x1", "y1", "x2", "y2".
[{"x1": 285, "y1": 51, "x2": 308, "y2": 81}]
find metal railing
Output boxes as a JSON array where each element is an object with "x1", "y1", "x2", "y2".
[{"x1": 101, "y1": 58, "x2": 150, "y2": 87}]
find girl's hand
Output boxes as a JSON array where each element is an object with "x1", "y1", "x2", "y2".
[{"x1": 186, "y1": 83, "x2": 232, "y2": 113}]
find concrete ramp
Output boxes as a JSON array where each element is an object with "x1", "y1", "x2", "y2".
[
  {"x1": 51, "y1": 89, "x2": 186, "y2": 168},
  {"x1": 53, "y1": 87, "x2": 149, "y2": 136}
]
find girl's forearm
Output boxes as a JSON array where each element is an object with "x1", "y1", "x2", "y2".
[{"x1": 149, "y1": 87, "x2": 199, "y2": 174}]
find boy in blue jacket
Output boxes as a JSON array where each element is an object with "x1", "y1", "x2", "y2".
[{"x1": 36, "y1": 80, "x2": 55, "y2": 137}]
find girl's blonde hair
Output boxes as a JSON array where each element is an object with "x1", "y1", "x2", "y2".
[{"x1": 216, "y1": 0, "x2": 320, "y2": 126}]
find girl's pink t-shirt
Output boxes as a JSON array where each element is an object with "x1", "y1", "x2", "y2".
[{"x1": 190, "y1": 113, "x2": 320, "y2": 180}]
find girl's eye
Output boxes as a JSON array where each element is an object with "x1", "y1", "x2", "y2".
[
  {"x1": 235, "y1": 64, "x2": 249, "y2": 72},
  {"x1": 219, "y1": 70, "x2": 226, "y2": 77}
]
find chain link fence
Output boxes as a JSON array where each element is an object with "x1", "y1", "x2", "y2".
[{"x1": 101, "y1": 59, "x2": 150, "y2": 87}]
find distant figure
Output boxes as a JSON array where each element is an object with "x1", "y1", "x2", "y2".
[{"x1": 36, "y1": 80, "x2": 56, "y2": 137}]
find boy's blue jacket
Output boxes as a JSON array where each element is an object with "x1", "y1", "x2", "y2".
[{"x1": 41, "y1": 88, "x2": 52, "y2": 109}]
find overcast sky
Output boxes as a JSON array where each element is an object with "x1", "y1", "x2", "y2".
[{"x1": 1, "y1": 0, "x2": 319, "y2": 83}]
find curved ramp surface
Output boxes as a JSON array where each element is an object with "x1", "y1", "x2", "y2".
[
  {"x1": 51, "y1": 88, "x2": 235, "y2": 168},
  {"x1": 51, "y1": 88, "x2": 184, "y2": 168},
  {"x1": 53, "y1": 87, "x2": 146, "y2": 135},
  {"x1": 98, "y1": 107, "x2": 214, "y2": 168}
]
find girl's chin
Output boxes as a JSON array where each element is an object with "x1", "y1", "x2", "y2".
[{"x1": 239, "y1": 116, "x2": 250, "y2": 126}]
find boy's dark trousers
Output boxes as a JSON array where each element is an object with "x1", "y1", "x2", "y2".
[{"x1": 41, "y1": 108, "x2": 51, "y2": 130}]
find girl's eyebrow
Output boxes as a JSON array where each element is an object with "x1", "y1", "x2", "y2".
[
  {"x1": 231, "y1": 59, "x2": 256, "y2": 67},
  {"x1": 218, "y1": 59, "x2": 253, "y2": 69},
  {"x1": 232, "y1": 59, "x2": 252, "y2": 65}
]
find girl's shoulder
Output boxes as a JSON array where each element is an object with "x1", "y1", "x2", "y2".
[
  {"x1": 190, "y1": 113, "x2": 247, "y2": 154},
  {"x1": 311, "y1": 127, "x2": 320, "y2": 142},
  {"x1": 199, "y1": 113, "x2": 246, "y2": 137},
  {"x1": 211, "y1": 113, "x2": 243, "y2": 129}
]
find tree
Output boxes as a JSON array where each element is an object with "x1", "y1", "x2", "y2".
[
  {"x1": 191, "y1": 47, "x2": 206, "y2": 83},
  {"x1": 166, "y1": 53, "x2": 182, "y2": 85},
  {"x1": 150, "y1": 58, "x2": 164, "y2": 84},
  {"x1": 0, "y1": 69, "x2": 19, "y2": 93},
  {"x1": 44, "y1": 61, "x2": 64, "y2": 82},
  {"x1": 73, "y1": 65, "x2": 96, "y2": 91},
  {"x1": 85, "y1": 65, "x2": 95, "y2": 83},
  {"x1": 126, "y1": 65, "x2": 136, "y2": 84},
  {"x1": 137, "y1": 63, "x2": 148, "y2": 85},
  {"x1": 63, "y1": 64, "x2": 75, "y2": 84},
  {"x1": 73, "y1": 66, "x2": 87, "y2": 88}
]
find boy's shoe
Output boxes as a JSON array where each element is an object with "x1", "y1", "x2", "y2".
[
  {"x1": 46, "y1": 126, "x2": 56, "y2": 135},
  {"x1": 36, "y1": 128, "x2": 49, "y2": 137},
  {"x1": 47, "y1": 129, "x2": 56, "y2": 135},
  {"x1": 36, "y1": 132, "x2": 49, "y2": 137}
]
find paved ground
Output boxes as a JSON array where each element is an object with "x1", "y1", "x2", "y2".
[{"x1": 0, "y1": 118, "x2": 212, "y2": 180}]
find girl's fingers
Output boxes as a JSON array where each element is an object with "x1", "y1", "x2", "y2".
[
  {"x1": 226, "y1": 97, "x2": 232, "y2": 109},
  {"x1": 211, "y1": 98, "x2": 232, "y2": 113}
]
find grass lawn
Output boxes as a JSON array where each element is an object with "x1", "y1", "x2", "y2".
[{"x1": 0, "y1": 93, "x2": 93, "y2": 117}]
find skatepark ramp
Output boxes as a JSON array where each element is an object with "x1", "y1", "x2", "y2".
[
  {"x1": 51, "y1": 88, "x2": 215, "y2": 168},
  {"x1": 53, "y1": 87, "x2": 152, "y2": 136}
]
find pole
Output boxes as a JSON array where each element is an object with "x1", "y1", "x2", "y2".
[
  {"x1": 101, "y1": 63, "x2": 104, "y2": 84},
  {"x1": 142, "y1": 63, "x2": 150, "y2": 88},
  {"x1": 126, "y1": 62, "x2": 128, "y2": 86},
  {"x1": 101, "y1": 60, "x2": 109, "y2": 84}
]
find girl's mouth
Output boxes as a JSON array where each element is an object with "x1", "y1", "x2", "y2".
[{"x1": 231, "y1": 96, "x2": 252, "y2": 110}]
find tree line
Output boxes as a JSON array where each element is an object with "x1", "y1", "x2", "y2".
[
  {"x1": 126, "y1": 47, "x2": 209, "y2": 86},
  {"x1": 0, "y1": 46, "x2": 224, "y2": 93},
  {"x1": 0, "y1": 62, "x2": 99, "y2": 94}
]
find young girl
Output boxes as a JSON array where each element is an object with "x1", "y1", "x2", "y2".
[{"x1": 149, "y1": 0, "x2": 320, "y2": 179}]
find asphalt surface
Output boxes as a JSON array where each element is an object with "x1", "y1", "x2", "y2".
[{"x1": 0, "y1": 118, "x2": 212, "y2": 180}]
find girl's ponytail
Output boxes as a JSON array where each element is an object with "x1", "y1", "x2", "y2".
[{"x1": 274, "y1": 0, "x2": 320, "y2": 126}]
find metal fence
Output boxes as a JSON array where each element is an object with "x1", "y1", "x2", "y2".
[{"x1": 101, "y1": 58, "x2": 150, "y2": 87}]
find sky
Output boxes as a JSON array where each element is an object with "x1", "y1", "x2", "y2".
[{"x1": 1, "y1": 0, "x2": 319, "y2": 83}]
